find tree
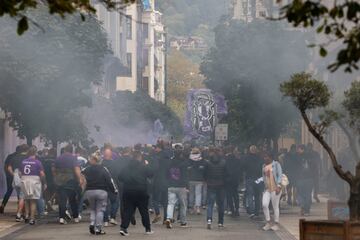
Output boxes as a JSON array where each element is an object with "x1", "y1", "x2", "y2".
[
  {"x1": 280, "y1": 72, "x2": 360, "y2": 221},
  {"x1": 167, "y1": 50, "x2": 204, "y2": 122},
  {"x1": 112, "y1": 90, "x2": 182, "y2": 138},
  {"x1": 0, "y1": 0, "x2": 135, "y2": 35},
  {"x1": 200, "y1": 20, "x2": 310, "y2": 147},
  {"x1": 277, "y1": 0, "x2": 360, "y2": 73},
  {"x1": 0, "y1": 8, "x2": 110, "y2": 145}
]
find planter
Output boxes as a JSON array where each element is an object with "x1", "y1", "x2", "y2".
[{"x1": 300, "y1": 219, "x2": 360, "y2": 240}]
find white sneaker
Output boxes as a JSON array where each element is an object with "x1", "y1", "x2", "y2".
[
  {"x1": 110, "y1": 218, "x2": 118, "y2": 225},
  {"x1": 263, "y1": 223, "x2": 272, "y2": 231},
  {"x1": 78, "y1": 215, "x2": 82, "y2": 221},
  {"x1": 145, "y1": 230, "x2": 154, "y2": 235},
  {"x1": 104, "y1": 222, "x2": 109, "y2": 227},
  {"x1": 271, "y1": 224, "x2": 280, "y2": 231},
  {"x1": 207, "y1": 220, "x2": 212, "y2": 230},
  {"x1": 59, "y1": 218, "x2": 67, "y2": 225},
  {"x1": 74, "y1": 218, "x2": 80, "y2": 223}
]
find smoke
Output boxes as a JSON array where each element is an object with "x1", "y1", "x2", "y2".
[{"x1": 82, "y1": 95, "x2": 168, "y2": 147}]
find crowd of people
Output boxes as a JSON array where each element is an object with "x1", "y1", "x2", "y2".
[{"x1": 0, "y1": 140, "x2": 321, "y2": 236}]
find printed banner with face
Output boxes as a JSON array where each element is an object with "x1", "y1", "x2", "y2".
[{"x1": 184, "y1": 89, "x2": 227, "y2": 141}]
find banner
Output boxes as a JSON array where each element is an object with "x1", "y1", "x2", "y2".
[{"x1": 184, "y1": 89, "x2": 227, "y2": 142}]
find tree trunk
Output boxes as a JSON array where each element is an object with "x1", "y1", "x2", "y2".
[
  {"x1": 272, "y1": 137, "x2": 279, "y2": 154},
  {"x1": 348, "y1": 184, "x2": 360, "y2": 221},
  {"x1": 26, "y1": 137, "x2": 33, "y2": 146}
]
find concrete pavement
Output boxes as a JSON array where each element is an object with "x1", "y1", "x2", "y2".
[
  {"x1": 0, "y1": 195, "x2": 330, "y2": 240},
  {"x1": 2, "y1": 212, "x2": 282, "y2": 240}
]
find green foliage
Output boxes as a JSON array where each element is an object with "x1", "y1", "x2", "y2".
[
  {"x1": 112, "y1": 91, "x2": 182, "y2": 138},
  {"x1": 0, "y1": 8, "x2": 110, "y2": 144},
  {"x1": 0, "y1": 0, "x2": 135, "y2": 35},
  {"x1": 167, "y1": 50, "x2": 204, "y2": 122},
  {"x1": 157, "y1": 0, "x2": 230, "y2": 40},
  {"x1": 201, "y1": 20, "x2": 310, "y2": 146},
  {"x1": 279, "y1": 0, "x2": 360, "y2": 72},
  {"x1": 280, "y1": 72, "x2": 332, "y2": 112},
  {"x1": 343, "y1": 81, "x2": 360, "y2": 131}
]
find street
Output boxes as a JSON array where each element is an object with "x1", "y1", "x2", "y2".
[{"x1": 2, "y1": 213, "x2": 282, "y2": 240}]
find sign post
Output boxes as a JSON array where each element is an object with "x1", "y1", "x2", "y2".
[{"x1": 215, "y1": 124, "x2": 228, "y2": 146}]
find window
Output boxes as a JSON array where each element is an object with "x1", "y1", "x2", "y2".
[
  {"x1": 126, "y1": 53, "x2": 132, "y2": 75},
  {"x1": 142, "y1": 77, "x2": 149, "y2": 93},
  {"x1": 143, "y1": 23, "x2": 149, "y2": 39},
  {"x1": 126, "y1": 15, "x2": 132, "y2": 39},
  {"x1": 143, "y1": 49, "x2": 149, "y2": 66}
]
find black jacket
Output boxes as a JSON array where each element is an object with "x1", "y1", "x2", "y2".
[
  {"x1": 225, "y1": 153, "x2": 242, "y2": 184},
  {"x1": 188, "y1": 159, "x2": 206, "y2": 182},
  {"x1": 243, "y1": 153, "x2": 263, "y2": 180},
  {"x1": 167, "y1": 156, "x2": 189, "y2": 188},
  {"x1": 102, "y1": 159, "x2": 119, "y2": 186},
  {"x1": 204, "y1": 156, "x2": 227, "y2": 188},
  {"x1": 119, "y1": 159, "x2": 154, "y2": 193},
  {"x1": 82, "y1": 165, "x2": 117, "y2": 193},
  {"x1": 152, "y1": 151, "x2": 170, "y2": 189}
]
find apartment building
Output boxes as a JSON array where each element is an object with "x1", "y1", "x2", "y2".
[
  {"x1": 112, "y1": 0, "x2": 166, "y2": 103},
  {"x1": 231, "y1": 0, "x2": 292, "y2": 22}
]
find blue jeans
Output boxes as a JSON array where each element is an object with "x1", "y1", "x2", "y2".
[
  {"x1": 297, "y1": 178, "x2": 313, "y2": 213},
  {"x1": 207, "y1": 187, "x2": 225, "y2": 224},
  {"x1": 104, "y1": 192, "x2": 119, "y2": 221},
  {"x1": 245, "y1": 179, "x2": 262, "y2": 215},
  {"x1": 167, "y1": 187, "x2": 187, "y2": 224}
]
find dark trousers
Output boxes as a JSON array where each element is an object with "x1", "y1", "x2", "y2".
[
  {"x1": 245, "y1": 179, "x2": 262, "y2": 215},
  {"x1": 297, "y1": 179, "x2": 313, "y2": 213},
  {"x1": 58, "y1": 187, "x2": 79, "y2": 219},
  {"x1": 1, "y1": 174, "x2": 13, "y2": 207},
  {"x1": 121, "y1": 191, "x2": 151, "y2": 231},
  {"x1": 226, "y1": 183, "x2": 239, "y2": 213},
  {"x1": 312, "y1": 175, "x2": 320, "y2": 198},
  {"x1": 104, "y1": 192, "x2": 119, "y2": 221},
  {"x1": 207, "y1": 187, "x2": 225, "y2": 224},
  {"x1": 153, "y1": 186, "x2": 168, "y2": 219}
]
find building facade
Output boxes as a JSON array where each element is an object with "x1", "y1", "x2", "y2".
[
  {"x1": 231, "y1": 0, "x2": 292, "y2": 22},
  {"x1": 95, "y1": 0, "x2": 167, "y2": 103}
]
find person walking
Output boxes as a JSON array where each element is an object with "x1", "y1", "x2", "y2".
[
  {"x1": 20, "y1": 146, "x2": 47, "y2": 225},
  {"x1": 188, "y1": 147, "x2": 206, "y2": 215},
  {"x1": 119, "y1": 151, "x2": 155, "y2": 236},
  {"x1": 296, "y1": 145, "x2": 313, "y2": 216},
  {"x1": 102, "y1": 148, "x2": 120, "y2": 226},
  {"x1": 82, "y1": 151, "x2": 118, "y2": 235},
  {"x1": 204, "y1": 148, "x2": 227, "y2": 230},
  {"x1": 225, "y1": 146, "x2": 242, "y2": 217},
  {"x1": 243, "y1": 145, "x2": 263, "y2": 217},
  {"x1": 53, "y1": 144, "x2": 83, "y2": 224},
  {"x1": 262, "y1": 152, "x2": 283, "y2": 231},
  {"x1": 0, "y1": 146, "x2": 20, "y2": 214},
  {"x1": 306, "y1": 143, "x2": 321, "y2": 203},
  {"x1": 164, "y1": 144, "x2": 189, "y2": 229},
  {"x1": 284, "y1": 144, "x2": 299, "y2": 206},
  {"x1": 151, "y1": 143, "x2": 170, "y2": 224},
  {"x1": 7, "y1": 144, "x2": 29, "y2": 222}
]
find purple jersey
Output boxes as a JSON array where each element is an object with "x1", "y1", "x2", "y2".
[
  {"x1": 21, "y1": 158, "x2": 44, "y2": 176},
  {"x1": 55, "y1": 153, "x2": 79, "y2": 169}
]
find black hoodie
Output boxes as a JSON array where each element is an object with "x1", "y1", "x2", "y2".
[
  {"x1": 119, "y1": 159, "x2": 154, "y2": 193},
  {"x1": 82, "y1": 165, "x2": 117, "y2": 193},
  {"x1": 167, "y1": 155, "x2": 189, "y2": 188}
]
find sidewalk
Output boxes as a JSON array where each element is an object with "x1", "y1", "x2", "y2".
[
  {"x1": 0, "y1": 198, "x2": 23, "y2": 238},
  {"x1": 277, "y1": 194, "x2": 328, "y2": 240}
]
